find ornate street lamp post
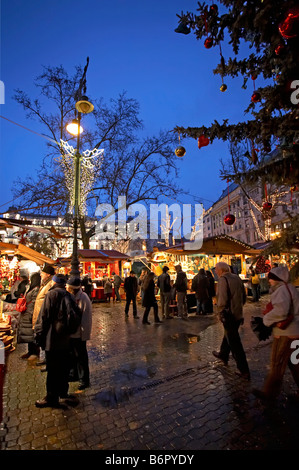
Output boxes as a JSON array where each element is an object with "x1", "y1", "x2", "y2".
[{"x1": 66, "y1": 96, "x2": 94, "y2": 278}]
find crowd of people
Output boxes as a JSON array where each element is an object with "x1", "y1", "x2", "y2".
[
  {"x1": 1, "y1": 259, "x2": 299, "y2": 408},
  {"x1": 121, "y1": 264, "x2": 216, "y2": 324},
  {"x1": 2, "y1": 265, "x2": 92, "y2": 408}
]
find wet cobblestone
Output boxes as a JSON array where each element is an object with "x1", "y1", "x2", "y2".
[{"x1": 1, "y1": 295, "x2": 299, "y2": 451}]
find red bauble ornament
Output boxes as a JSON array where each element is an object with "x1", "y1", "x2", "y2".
[
  {"x1": 251, "y1": 73, "x2": 257, "y2": 81},
  {"x1": 175, "y1": 146, "x2": 186, "y2": 157},
  {"x1": 204, "y1": 37, "x2": 213, "y2": 49},
  {"x1": 197, "y1": 135, "x2": 210, "y2": 149},
  {"x1": 262, "y1": 202, "x2": 272, "y2": 211},
  {"x1": 279, "y1": 7, "x2": 299, "y2": 39},
  {"x1": 251, "y1": 91, "x2": 261, "y2": 103},
  {"x1": 224, "y1": 214, "x2": 235, "y2": 225}
]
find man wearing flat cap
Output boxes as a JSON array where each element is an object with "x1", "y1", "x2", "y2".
[
  {"x1": 31, "y1": 264, "x2": 56, "y2": 364},
  {"x1": 32, "y1": 264, "x2": 55, "y2": 329},
  {"x1": 66, "y1": 276, "x2": 92, "y2": 391},
  {"x1": 34, "y1": 274, "x2": 82, "y2": 408}
]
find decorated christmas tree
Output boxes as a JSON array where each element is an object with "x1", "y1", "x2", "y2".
[{"x1": 175, "y1": 0, "x2": 299, "y2": 187}]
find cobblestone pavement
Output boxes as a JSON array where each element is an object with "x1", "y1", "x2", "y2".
[{"x1": 1, "y1": 295, "x2": 299, "y2": 452}]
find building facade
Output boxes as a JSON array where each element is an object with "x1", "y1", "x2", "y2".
[{"x1": 203, "y1": 182, "x2": 298, "y2": 247}]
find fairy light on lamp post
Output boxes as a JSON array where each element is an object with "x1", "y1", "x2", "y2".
[{"x1": 64, "y1": 96, "x2": 103, "y2": 277}]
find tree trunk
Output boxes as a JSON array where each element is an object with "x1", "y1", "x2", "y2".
[{"x1": 79, "y1": 216, "x2": 90, "y2": 249}]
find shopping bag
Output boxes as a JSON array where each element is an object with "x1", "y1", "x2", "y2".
[{"x1": 16, "y1": 296, "x2": 27, "y2": 313}]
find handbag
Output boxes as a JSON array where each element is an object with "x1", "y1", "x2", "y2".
[
  {"x1": 219, "y1": 277, "x2": 235, "y2": 328},
  {"x1": 250, "y1": 316, "x2": 272, "y2": 341},
  {"x1": 16, "y1": 295, "x2": 27, "y2": 313}
]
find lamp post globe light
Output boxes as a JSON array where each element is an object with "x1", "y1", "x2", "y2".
[{"x1": 66, "y1": 96, "x2": 94, "y2": 278}]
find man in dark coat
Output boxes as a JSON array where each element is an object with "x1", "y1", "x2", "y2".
[
  {"x1": 157, "y1": 266, "x2": 172, "y2": 319},
  {"x1": 212, "y1": 262, "x2": 250, "y2": 380},
  {"x1": 34, "y1": 274, "x2": 82, "y2": 407},
  {"x1": 192, "y1": 268, "x2": 210, "y2": 315},
  {"x1": 124, "y1": 271, "x2": 139, "y2": 319},
  {"x1": 174, "y1": 265, "x2": 188, "y2": 320}
]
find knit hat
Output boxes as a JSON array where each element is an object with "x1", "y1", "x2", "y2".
[
  {"x1": 66, "y1": 276, "x2": 81, "y2": 288},
  {"x1": 52, "y1": 274, "x2": 66, "y2": 285},
  {"x1": 268, "y1": 266, "x2": 289, "y2": 283},
  {"x1": 42, "y1": 264, "x2": 55, "y2": 275}
]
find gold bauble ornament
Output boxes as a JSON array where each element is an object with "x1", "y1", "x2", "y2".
[{"x1": 175, "y1": 146, "x2": 186, "y2": 157}]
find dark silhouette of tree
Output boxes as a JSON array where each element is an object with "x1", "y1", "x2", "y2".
[{"x1": 12, "y1": 63, "x2": 180, "y2": 248}]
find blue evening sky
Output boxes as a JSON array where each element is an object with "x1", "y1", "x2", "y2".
[{"x1": 0, "y1": 0, "x2": 253, "y2": 214}]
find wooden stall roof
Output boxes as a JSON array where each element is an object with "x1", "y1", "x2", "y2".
[
  {"x1": 0, "y1": 242, "x2": 55, "y2": 265},
  {"x1": 58, "y1": 249, "x2": 130, "y2": 265},
  {"x1": 158, "y1": 235, "x2": 261, "y2": 256}
]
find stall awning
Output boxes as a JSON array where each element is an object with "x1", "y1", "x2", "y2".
[
  {"x1": 0, "y1": 242, "x2": 55, "y2": 266},
  {"x1": 58, "y1": 249, "x2": 130, "y2": 265},
  {"x1": 159, "y1": 235, "x2": 261, "y2": 256}
]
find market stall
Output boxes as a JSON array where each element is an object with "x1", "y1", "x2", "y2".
[
  {"x1": 149, "y1": 235, "x2": 261, "y2": 280},
  {"x1": 149, "y1": 235, "x2": 262, "y2": 310},
  {"x1": 0, "y1": 242, "x2": 55, "y2": 294},
  {"x1": 57, "y1": 249, "x2": 130, "y2": 301}
]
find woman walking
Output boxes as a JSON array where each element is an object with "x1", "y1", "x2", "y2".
[{"x1": 252, "y1": 266, "x2": 299, "y2": 401}]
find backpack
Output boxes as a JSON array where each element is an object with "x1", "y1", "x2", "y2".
[{"x1": 55, "y1": 291, "x2": 82, "y2": 335}]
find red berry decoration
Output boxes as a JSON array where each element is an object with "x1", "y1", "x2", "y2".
[
  {"x1": 204, "y1": 37, "x2": 213, "y2": 49},
  {"x1": 262, "y1": 202, "x2": 272, "y2": 211},
  {"x1": 251, "y1": 91, "x2": 261, "y2": 102},
  {"x1": 224, "y1": 214, "x2": 235, "y2": 225},
  {"x1": 175, "y1": 146, "x2": 186, "y2": 157}
]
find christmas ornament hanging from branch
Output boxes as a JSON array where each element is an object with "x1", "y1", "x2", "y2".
[
  {"x1": 224, "y1": 180, "x2": 235, "y2": 226},
  {"x1": 219, "y1": 44, "x2": 227, "y2": 92},
  {"x1": 175, "y1": 133, "x2": 186, "y2": 157}
]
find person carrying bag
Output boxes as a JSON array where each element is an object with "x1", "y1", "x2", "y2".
[{"x1": 252, "y1": 266, "x2": 299, "y2": 402}]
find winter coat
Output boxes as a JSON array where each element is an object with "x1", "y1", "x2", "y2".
[
  {"x1": 157, "y1": 272, "x2": 171, "y2": 293},
  {"x1": 17, "y1": 286, "x2": 40, "y2": 344},
  {"x1": 263, "y1": 279, "x2": 299, "y2": 337},
  {"x1": 124, "y1": 276, "x2": 138, "y2": 297},
  {"x1": 216, "y1": 272, "x2": 246, "y2": 321},
  {"x1": 142, "y1": 280, "x2": 157, "y2": 308},
  {"x1": 70, "y1": 289, "x2": 92, "y2": 341},
  {"x1": 206, "y1": 276, "x2": 216, "y2": 298},
  {"x1": 32, "y1": 277, "x2": 53, "y2": 327},
  {"x1": 174, "y1": 271, "x2": 188, "y2": 292},
  {"x1": 34, "y1": 284, "x2": 81, "y2": 351},
  {"x1": 113, "y1": 275, "x2": 123, "y2": 288},
  {"x1": 104, "y1": 279, "x2": 113, "y2": 294},
  {"x1": 192, "y1": 273, "x2": 210, "y2": 302}
]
